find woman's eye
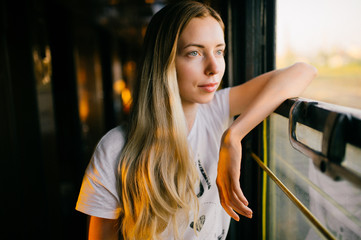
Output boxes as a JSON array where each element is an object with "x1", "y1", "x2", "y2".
[
  {"x1": 188, "y1": 51, "x2": 199, "y2": 57},
  {"x1": 216, "y1": 50, "x2": 224, "y2": 56}
]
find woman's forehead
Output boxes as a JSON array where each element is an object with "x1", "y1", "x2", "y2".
[{"x1": 178, "y1": 16, "x2": 225, "y2": 48}]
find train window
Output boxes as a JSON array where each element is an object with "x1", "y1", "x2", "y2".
[
  {"x1": 251, "y1": 2, "x2": 361, "y2": 238},
  {"x1": 251, "y1": 94, "x2": 361, "y2": 240},
  {"x1": 276, "y1": 0, "x2": 361, "y2": 109},
  {"x1": 266, "y1": 111, "x2": 361, "y2": 239}
]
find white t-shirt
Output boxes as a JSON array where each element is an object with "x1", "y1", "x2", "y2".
[{"x1": 76, "y1": 88, "x2": 232, "y2": 239}]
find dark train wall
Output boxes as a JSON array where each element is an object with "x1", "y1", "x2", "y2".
[
  {"x1": 1, "y1": 0, "x2": 149, "y2": 238},
  {"x1": 1, "y1": 0, "x2": 209, "y2": 238},
  {"x1": 1, "y1": 0, "x2": 273, "y2": 239},
  {"x1": 1, "y1": 0, "x2": 62, "y2": 238}
]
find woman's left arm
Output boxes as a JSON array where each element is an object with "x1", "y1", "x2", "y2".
[{"x1": 216, "y1": 62, "x2": 317, "y2": 221}]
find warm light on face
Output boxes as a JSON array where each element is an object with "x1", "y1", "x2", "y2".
[{"x1": 175, "y1": 16, "x2": 225, "y2": 107}]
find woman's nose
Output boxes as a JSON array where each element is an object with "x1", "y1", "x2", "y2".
[{"x1": 205, "y1": 55, "x2": 220, "y2": 76}]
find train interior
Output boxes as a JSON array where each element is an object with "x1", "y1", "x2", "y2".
[{"x1": 1, "y1": 0, "x2": 360, "y2": 239}]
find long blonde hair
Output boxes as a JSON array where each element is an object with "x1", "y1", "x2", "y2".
[{"x1": 117, "y1": 1, "x2": 224, "y2": 239}]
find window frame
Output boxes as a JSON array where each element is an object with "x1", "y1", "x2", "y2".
[
  {"x1": 225, "y1": 0, "x2": 276, "y2": 239},
  {"x1": 225, "y1": 0, "x2": 361, "y2": 239}
]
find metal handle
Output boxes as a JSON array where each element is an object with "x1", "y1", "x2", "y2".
[
  {"x1": 289, "y1": 101, "x2": 328, "y2": 170},
  {"x1": 289, "y1": 100, "x2": 361, "y2": 188}
]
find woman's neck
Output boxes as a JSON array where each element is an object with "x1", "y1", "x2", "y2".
[{"x1": 182, "y1": 102, "x2": 198, "y2": 134}]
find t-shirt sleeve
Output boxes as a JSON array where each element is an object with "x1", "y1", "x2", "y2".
[{"x1": 75, "y1": 126, "x2": 125, "y2": 219}]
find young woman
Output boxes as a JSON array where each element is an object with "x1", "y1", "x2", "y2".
[{"x1": 76, "y1": 1, "x2": 317, "y2": 239}]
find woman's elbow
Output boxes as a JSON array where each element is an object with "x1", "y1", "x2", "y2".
[
  {"x1": 294, "y1": 62, "x2": 318, "y2": 82},
  {"x1": 287, "y1": 62, "x2": 318, "y2": 97}
]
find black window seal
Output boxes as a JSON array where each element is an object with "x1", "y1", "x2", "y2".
[
  {"x1": 275, "y1": 98, "x2": 361, "y2": 149},
  {"x1": 274, "y1": 98, "x2": 361, "y2": 188}
]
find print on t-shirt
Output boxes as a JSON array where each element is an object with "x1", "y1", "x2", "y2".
[
  {"x1": 218, "y1": 229, "x2": 225, "y2": 239},
  {"x1": 191, "y1": 157, "x2": 212, "y2": 232},
  {"x1": 190, "y1": 215, "x2": 206, "y2": 232},
  {"x1": 196, "y1": 158, "x2": 211, "y2": 198}
]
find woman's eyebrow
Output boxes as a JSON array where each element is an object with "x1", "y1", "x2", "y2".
[
  {"x1": 183, "y1": 43, "x2": 226, "y2": 49},
  {"x1": 183, "y1": 43, "x2": 204, "y2": 49}
]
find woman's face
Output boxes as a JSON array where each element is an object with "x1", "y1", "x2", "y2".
[{"x1": 176, "y1": 16, "x2": 225, "y2": 107}]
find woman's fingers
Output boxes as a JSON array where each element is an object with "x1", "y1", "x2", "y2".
[
  {"x1": 232, "y1": 178, "x2": 248, "y2": 206},
  {"x1": 216, "y1": 175, "x2": 253, "y2": 220},
  {"x1": 230, "y1": 182, "x2": 253, "y2": 217},
  {"x1": 217, "y1": 185, "x2": 240, "y2": 221}
]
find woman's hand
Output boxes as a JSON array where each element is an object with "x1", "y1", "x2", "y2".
[{"x1": 216, "y1": 129, "x2": 253, "y2": 221}]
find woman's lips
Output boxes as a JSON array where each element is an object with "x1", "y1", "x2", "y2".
[{"x1": 198, "y1": 82, "x2": 218, "y2": 93}]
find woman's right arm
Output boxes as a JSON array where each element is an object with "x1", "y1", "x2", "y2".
[{"x1": 88, "y1": 216, "x2": 119, "y2": 240}]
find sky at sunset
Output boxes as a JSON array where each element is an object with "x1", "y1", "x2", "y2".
[{"x1": 276, "y1": 0, "x2": 361, "y2": 57}]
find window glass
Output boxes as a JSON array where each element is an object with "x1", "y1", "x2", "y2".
[
  {"x1": 276, "y1": 0, "x2": 361, "y2": 109},
  {"x1": 267, "y1": 113, "x2": 361, "y2": 239},
  {"x1": 266, "y1": 173, "x2": 328, "y2": 240}
]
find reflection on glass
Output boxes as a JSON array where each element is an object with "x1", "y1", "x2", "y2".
[
  {"x1": 74, "y1": 43, "x2": 105, "y2": 137},
  {"x1": 113, "y1": 79, "x2": 132, "y2": 114},
  {"x1": 344, "y1": 144, "x2": 361, "y2": 176},
  {"x1": 33, "y1": 45, "x2": 56, "y2": 134},
  {"x1": 268, "y1": 114, "x2": 361, "y2": 239},
  {"x1": 112, "y1": 56, "x2": 134, "y2": 118},
  {"x1": 266, "y1": 173, "x2": 328, "y2": 240},
  {"x1": 277, "y1": 0, "x2": 361, "y2": 109}
]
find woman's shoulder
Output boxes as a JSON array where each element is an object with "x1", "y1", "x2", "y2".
[
  {"x1": 96, "y1": 125, "x2": 126, "y2": 151},
  {"x1": 91, "y1": 125, "x2": 127, "y2": 169},
  {"x1": 77, "y1": 125, "x2": 126, "y2": 219}
]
